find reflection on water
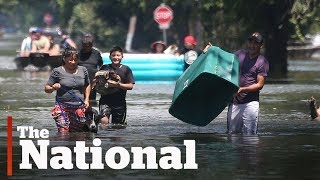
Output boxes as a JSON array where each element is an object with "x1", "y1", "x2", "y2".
[{"x1": 1, "y1": 39, "x2": 320, "y2": 179}]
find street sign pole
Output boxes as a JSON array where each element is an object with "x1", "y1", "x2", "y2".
[
  {"x1": 153, "y1": 4, "x2": 173, "y2": 44},
  {"x1": 163, "y1": 29, "x2": 167, "y2": 45}
]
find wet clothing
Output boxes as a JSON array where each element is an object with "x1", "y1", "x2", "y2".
[
  {"x1": 98, "y1": 64, "x2": 135, "y2": 124},
  {"x1": 232, "y1": 49, "x2": 269, "y2": 104},
  {"x1": 227, "y1": 101, "x2": 259, "y2": 135},
  {"x1": 99, "y1": 64, "x2": 135, "y2": 105},
  {"x1": 227, "y1": 49, "x2": 269, "y2": 135},
  {"x1": 79, "y1": 48, "x2": 103, "y2": 101},
  {"x1": 46, "y1": 66, "x2": 90, "y2": 132},
  {"x1": 51, "y1": 104, "x2": 86, "y2": 132},
  {"x1": 99, "y1": 104, "x2": 127, "y2": 124},
  {"x1": 47, "y1": 66, "x2": 90, "y2": 105},
  {"x1": 21, "y1": 36, "x2": 32, "y2": 52}
]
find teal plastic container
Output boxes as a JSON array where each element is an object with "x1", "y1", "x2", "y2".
[{"x1": 169, "y1": 46, "x2": 239, "y2": 126}]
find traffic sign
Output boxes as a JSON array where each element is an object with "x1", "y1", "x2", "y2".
[{"x1": 153, "y1": 4, "x2": 173, "y2": 28}]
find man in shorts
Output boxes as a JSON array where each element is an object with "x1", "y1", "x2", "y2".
[{"x1": 96, "y1": 46, "x2": 135, "y2": 125}]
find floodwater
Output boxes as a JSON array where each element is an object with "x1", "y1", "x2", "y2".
[{"x1": 1, "y1": 34, "x2": 320, "y2": 179}]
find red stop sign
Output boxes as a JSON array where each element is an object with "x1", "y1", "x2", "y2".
[{"x1": 153, "y1": 5, "x2": 173, "y2": 25}]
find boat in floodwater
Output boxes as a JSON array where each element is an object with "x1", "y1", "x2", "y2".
[{"x1": 14, "y1": 53, "x2": 62, "y2": 70}]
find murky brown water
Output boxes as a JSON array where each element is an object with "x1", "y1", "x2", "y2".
[{"x1": 1, "y1": 34, "x2": 320, "y2": 179}]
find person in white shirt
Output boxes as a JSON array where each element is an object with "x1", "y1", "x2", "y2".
[{"x1": 20, "y1": 27, "x2": 38, "y2": 57}]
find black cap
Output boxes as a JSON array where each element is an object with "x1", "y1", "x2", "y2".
[{"x1": 248, "y1": 32, "x2": 263, "y2": 43}]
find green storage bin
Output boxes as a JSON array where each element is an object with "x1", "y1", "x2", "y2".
[{"x1": 169, "y1": 46, "x2": 239, "y2": 126}]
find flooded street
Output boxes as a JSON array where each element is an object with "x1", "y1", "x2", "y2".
[{"x1": 1, "y1": 34, "x2": 320, "y2": 179}]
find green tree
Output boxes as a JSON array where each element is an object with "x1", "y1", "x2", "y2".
[
  {"x1": 197, "y1": 0, "x2": 307, "y2": 78},
  {"x1": 2, "y1": 0, "x2": 320, "y2": 77}
]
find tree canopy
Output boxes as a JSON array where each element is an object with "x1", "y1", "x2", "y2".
[{"x1": 1, "y1": 0, "x2": 319, "y2": 77}]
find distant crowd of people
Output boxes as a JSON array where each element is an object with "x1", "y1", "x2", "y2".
[
  {"x1": 149, "y1": 35, "x2": 202, "y2": 70},
  {"x1": 20, "y1": 28, "x2": 201, "y2": 70},
  {"x1": 20, "y1": 27, "x2": 77, "y2": 57}
]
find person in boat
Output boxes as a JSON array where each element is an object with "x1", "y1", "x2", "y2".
[
  {"x1": 180, "y1": 35, "x2": 202, "y2": 71},
  {"x1": 94, "y1": 46, "x2": 135, "y2": 125},
  {"x1": 46, "y1": 33, "x2": 60, "y2": 56},
  {"x1": 31, "y1": 28, "x2": 50, "y2": 54},
  {"x1": 164, "y1": 44, "x2": 179, "y2": 56},
  {"x1": 59, "y1": 29, "x2": 77, "y2": 50},
  {"x1": 20, "y1": 27, "x2": 38, "y2": 57},
  {"x1": 79, "y1": 33, "x2": 103, "y2": 103},
  {"x1": 150, "y1": 40, "x2": 166, "y2": 54},
  {"x1": 204, "y1": 32, "x2": 269, "y2": 135},
  {"x1": 44, "y1": 46, "x2": 91, "y2": 132}
]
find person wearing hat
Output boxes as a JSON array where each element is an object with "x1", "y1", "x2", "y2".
[
  {"x1": 150, "y1": 40, "x2": 166, "y2": 54},
  {"x1": 204, "y1": 32, "x2": 269, "y2": 134},
  {"x1": 20, "y1": 27, "x2": 38, "y2": 57},
  {"x1": 203, "y1": 32, "x2": 269, "y2": 134},
  {"x1": 226, "y1": 32, "x2": 269, "y2": 135},
  {"x1": 180, "y1": 35, "x2": 202, "y2": 71}
]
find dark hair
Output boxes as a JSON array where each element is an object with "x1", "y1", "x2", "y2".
[
  {"x1": 82, "y1": 33, "x2": 94, "y2": 45},
  {"x1": 110, "y1": 46, "x2": 123, "y2": 55},
  {"x1": 84, "y1": 33, "x2": 93, "y2": 38},
  {"x1": 59, "y1": 29, "x2": 68, "y2": 36},
  {"x1": 62, "y1": 46, "x2": 78, "y2": 64}
]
